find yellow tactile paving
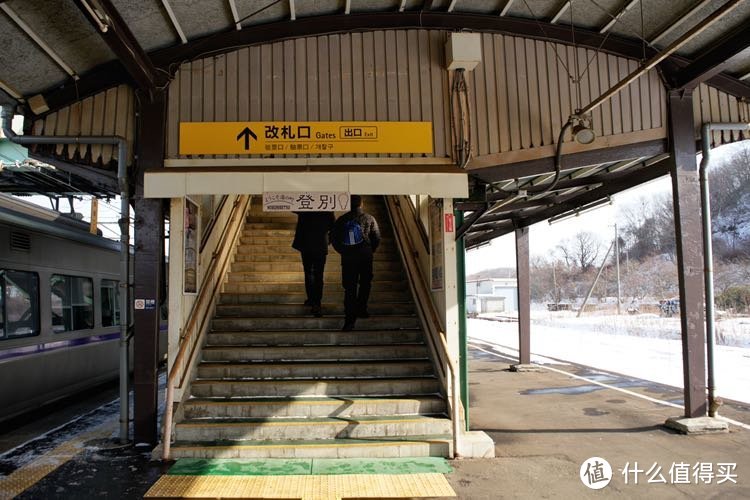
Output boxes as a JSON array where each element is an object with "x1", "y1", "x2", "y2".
[
  {"x1": 144, "y1": 473, "x2": 456, "y2": 499},
  {"x1": 0, "y1": 419, "x2": 116, "y2": 500}
]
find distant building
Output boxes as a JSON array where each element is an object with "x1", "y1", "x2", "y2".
[{"x1": 466, "y1": 268, "x2": 518, "y2": 314}]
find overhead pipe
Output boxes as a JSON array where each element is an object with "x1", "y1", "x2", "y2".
[
  {"x1": 699, "y1": 122, "x2": 750, "y2": 417},
  {"x1": 2, "y1": 105, "x2": 132, "y2": 443}
]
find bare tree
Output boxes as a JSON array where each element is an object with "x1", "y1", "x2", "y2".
[{"x1": 558, "y1": 231, "x2": 602, "y2": 273}]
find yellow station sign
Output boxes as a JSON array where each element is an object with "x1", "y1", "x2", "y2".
[{"x1": 179, "y1": 121, "x2": 433, "y2": 155}]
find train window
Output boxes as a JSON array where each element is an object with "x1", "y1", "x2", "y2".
[
  {"x1": 50, "y1": 275, "x2": 94, "y2": 332},
  {"x1": 0, "y1": 270, "x2": 40, "y2": 339},
  {"x1": 101, "y1": 280, "x2": 120, "y2": 327}
]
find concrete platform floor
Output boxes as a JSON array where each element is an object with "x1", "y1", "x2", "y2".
[{"x1": 1, "y1": 347, "x2": 748, "y2": 498}]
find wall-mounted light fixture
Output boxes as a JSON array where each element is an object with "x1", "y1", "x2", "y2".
[{"x1": 571, "y1": 112, "x2": 595, "y2": 145}]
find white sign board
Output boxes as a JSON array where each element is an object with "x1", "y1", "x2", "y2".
[{"x1": 262, "y1": 192, "x2": 350, "y2": 212}]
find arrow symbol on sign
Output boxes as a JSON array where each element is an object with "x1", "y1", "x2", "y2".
[{"x1": 236, "y1": 127, "x2": 258, "y2": 150}]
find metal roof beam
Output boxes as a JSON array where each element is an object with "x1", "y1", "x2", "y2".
[
  {"x1": 0, "y1": 79, "x2": 23, "y2": 102},
  {"x1": 74, "y1": 0, "x2": 165, "y2": 92},
  {"x1": 29, "y1": 152, "x2": 119, "y2": 194},
  {"x1": 650, "y1": 0, "x2": 712, "y2": 46},
  {"x1": 447, "y1": 0, "x2": 459, "y2": 13},
  {"x1": 289, "y1": 0, "x2": 296, "y2": 20},
  {"x1": 465, "y1": 157, "x2": 671, "y2": 247},
  {"x1": 669, "y1": 22, "x2": 750, "y2": 90},
  {"x1": 471, "y1": 139, "x2": 667, "y2": 183}
]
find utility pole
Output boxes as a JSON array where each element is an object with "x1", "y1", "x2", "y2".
[{"x1": 615, "y1": 223, "x2": 621, "y2": 315}]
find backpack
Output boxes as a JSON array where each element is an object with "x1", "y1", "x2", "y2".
[{"x1": 342, "y1": 219, "x2": 365, "y2": 246}]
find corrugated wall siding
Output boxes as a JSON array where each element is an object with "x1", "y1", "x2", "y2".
[
  {"x1": 32, "y1": 85, "x2": 135, "y2": 166},
  {"x1": 167, "y1": 30, "x2": 451, "y2": 160},
  {"x1": 694, "y1": 83, "x2": 750, "y2": 146},
  {"x1": 166, "y1": 30, "x2": 670, "y2": 163}
]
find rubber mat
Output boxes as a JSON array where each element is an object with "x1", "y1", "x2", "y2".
[
  {"x1": 144, "y1": 473, "x2": 456, "y2": 499},
  {"x1": 168, "y1": 457, "x2": 452, "y2": 476}
]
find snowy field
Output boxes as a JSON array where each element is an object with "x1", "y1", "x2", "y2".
[{"x1": 468, "y1": 315, "x2": 750, "y2": 405}]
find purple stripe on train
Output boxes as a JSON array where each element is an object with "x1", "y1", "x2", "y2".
[{"x1": 0, "y1": 332, "x2": 121, "y2": 363}]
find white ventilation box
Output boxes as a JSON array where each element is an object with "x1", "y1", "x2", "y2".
[{"x1": 445, "y1": 32, "x2": 482, "y2": 71}]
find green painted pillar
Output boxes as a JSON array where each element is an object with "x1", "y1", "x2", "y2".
[{"x1": 454, "y1": 209, "x2": 469, "y2": 431}]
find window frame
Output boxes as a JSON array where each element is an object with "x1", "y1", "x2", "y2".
[
  {"x1": 0, "y1": 269, "x2": 41, "y2": 340},
  {"x1": 50, "y1": 274, "x2": 95, "y2": 333}
]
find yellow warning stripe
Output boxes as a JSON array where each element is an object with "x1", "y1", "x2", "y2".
[
  {"x1": 0, "y1": 419, "x2": 115, "y2": 500},
  {"x1": 144, "y1": 473, "x2": 456, "y2": 499}
]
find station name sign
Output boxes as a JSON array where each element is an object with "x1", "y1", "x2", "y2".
[
  {"x1": 263, "y1": 192, "x2": 350, "y2": 212},
  {"x1": 179, "y1": 121, "x2": 433, "y2": 155}
]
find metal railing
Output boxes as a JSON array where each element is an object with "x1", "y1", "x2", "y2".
[
  {"x1": 161, "y1": 194, "x2": 251, "y2": 459},
  {"x1": 385, "y1": 195, "x2": 462, "y2": 458}
]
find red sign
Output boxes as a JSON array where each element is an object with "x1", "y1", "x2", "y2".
[{"x1": 444, "y1": 213, "x2": 454, "y2": 233}]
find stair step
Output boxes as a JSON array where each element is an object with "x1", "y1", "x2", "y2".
[
  {"x1": 201, "y1": 344, "x2": 428, "y2": 362},
  {"x1": 197, "y1": 359, "x2": 433, "y2": 379},
  {"x1": 219, "y1": 290, "x2": 412, "y2": 304},
  {"x1": 180, "y1": 395, "x2": 447, "y2": 419},
  {"x1": 215, "y1": 303, "x2": 414, "y2": 318},
  {"x1": 235, "y1": 244, "x2": 398, "y2": 255},
  {"x1": 230, "y1": 260, "x2": 403, "y2": 272},
  {"x1": 205, "y1": 329, "x2": 423, "y2": 346},
  {"x1": 211, "y1": 315, "x2": 420, "y2": 331},
  {"x1": 239, "y1": 235, "x2": 396, "y2": 245},
  {"x1": 226, "y1": 270, "x2": 405, "y2": 283},
  {"x1": 174, "y1": 415, "x2": 452, "y2": 441},
  {"x1": 190, "y1": 377, "x2": 441, "y2": 397},
  {"x1": 233, "y1": 252, "x2": 396, "y2": 262},
  {"x1": 168, "y1": 435, "x2": 452, "y2": 459},
  {"x1": 222, "y1": 282, "x2": 409, "y2": 294}
]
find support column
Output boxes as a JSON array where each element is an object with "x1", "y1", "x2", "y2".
[
  {"x1": 454, "y1": 210, "x2": 469, "y2": 430},
  {"x1": 133, "y1": 92, "x2": 167, "y2": 446},
  {"x1": 515, "y1": 227, "x2": 531, "y2": 365},
  {"x1": 667, "y1": 90, "x2": 707, "y2": 419}
]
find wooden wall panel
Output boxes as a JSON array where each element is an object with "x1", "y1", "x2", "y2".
[
  {"x1": 693, "y1": 83, "x2": 750, "y2": 146},
  {"x1": 165, "y1": 30, "x2": 685, "y2": 163},
  {"x1": 35, "y1": 84, "x2": 135, "y2": 166}
]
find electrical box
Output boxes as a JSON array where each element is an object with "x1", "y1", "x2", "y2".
[{"x1": 445, "y1": 33, "x2": 482, "y2": 71}]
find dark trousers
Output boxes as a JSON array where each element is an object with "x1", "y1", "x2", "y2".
[
  {"x1": 341, "y1": 250, "x2": 373, "y2": 323},
  {"x1": 301, "y1": 252, "x2": 327, "y2": 305}
]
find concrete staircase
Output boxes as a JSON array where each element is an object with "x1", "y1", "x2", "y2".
[{"x1": 169, "y1": 196, "x2": 452, "y2": 458}]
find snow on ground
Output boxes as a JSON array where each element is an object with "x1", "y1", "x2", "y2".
[{"x1": 468, "y1": 316, "x2": 750, "y2": 405}]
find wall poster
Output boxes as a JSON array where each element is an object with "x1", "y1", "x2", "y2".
[
  {"x1": 429, "y1": 198, "x2": 444, "y2": 291},
  {"x1": 183, "y1": 197, "x2": 199, "y2": 294}
]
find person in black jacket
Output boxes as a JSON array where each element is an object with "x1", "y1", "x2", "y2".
[
  {"x1": 292, "y1": 211, "x2": 336, "y2": 317},
  {"x1": 331, "y1": 195, "x2": 381, "y2": 331}
]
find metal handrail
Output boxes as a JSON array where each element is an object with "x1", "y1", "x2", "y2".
[
  {"x1": 161, "y1": 195, "x2": 250, "y2": 459},
  {"x1": 385, "y1": 195, "x2": 461, "y2": 458}
]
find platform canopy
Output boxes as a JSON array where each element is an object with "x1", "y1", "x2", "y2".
[{"x1": 1, "y1": 0, "x2": 749, "y2": 242}]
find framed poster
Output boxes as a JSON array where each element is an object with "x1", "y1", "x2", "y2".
[
  {"x1": 429, "y1": 198, "x2": 444, "y2": 291},
  {"x1": 183, "y1": 197, "x2": 199, "y2": 294}
]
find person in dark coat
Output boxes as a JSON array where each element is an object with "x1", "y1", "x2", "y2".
[
  {"x1": 331, "y1": 195, "x2": 381, "y2": 331},
  {"x1": 292, "y1": 211, "x2": 336, "y2": 317}
]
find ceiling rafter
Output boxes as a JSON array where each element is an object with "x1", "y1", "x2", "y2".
[
  {"x1": 669, "y1": 22, "x2": 750, "y2": 91},
  {"x1": 599, "y1": 0, "x2": 639, "y2": 34},
  {"x1": 550, "y1": 1, "x2": 571, "y2": 24},
  {"x1": 37, "y1": 13, "x2": 750, "y2": 116},
  {"x1": 447, "y1": 0, "x2": 458, "y2": 13},
  {"x1": 160, "y1": 0, "x2": 187, "y2": 44},
  {"x1": 289, "y1": 0, "x2": 296, "y2": 21},
  {"x1": 228, "y1": 0, "x2": 242, "y2": 30},
  {"x1": 74, "y1": 0, "x2": 165, "y2": 93},
  {"x1": 649, "y1": 0, "x2": 712, "y2": 46},
  {"x1": 0, "y1": 3, "x2": 78, "y2": 79},
  {"x1": 499, "y1": 0, "x2": 515, "y2": 17}
]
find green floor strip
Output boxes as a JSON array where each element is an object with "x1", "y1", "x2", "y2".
[{"x1": 169, "y1": 458, "x2": 452, "y2": 476}]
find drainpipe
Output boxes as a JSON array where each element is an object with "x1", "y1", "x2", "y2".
[
  {"x1": 2, "y1": 105, "x2": 132, "y2": 443},
  {"x1": 699, "y1": 122, "x2": 750, "y2": 417}
]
